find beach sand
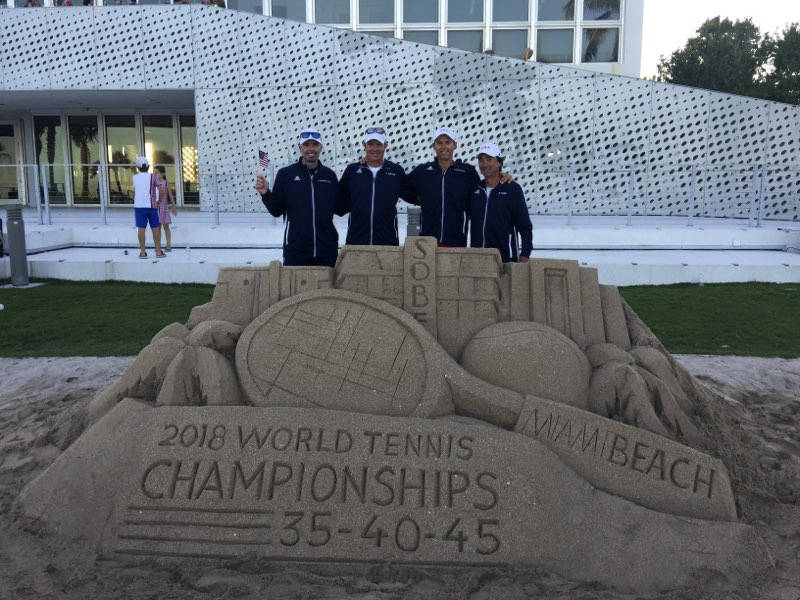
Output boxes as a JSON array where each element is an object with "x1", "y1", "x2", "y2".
[{"x1": 0, "y1": 355, "x2": 798, "y2": 599}]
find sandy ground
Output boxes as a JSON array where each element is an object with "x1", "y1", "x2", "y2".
[{"x1": 0, "y1": 355, "x2": 798, "y2": 600}]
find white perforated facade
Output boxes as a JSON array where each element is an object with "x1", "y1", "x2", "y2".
[{"x1": 0, "y1": 6, "x2": 798, "y2": 220}]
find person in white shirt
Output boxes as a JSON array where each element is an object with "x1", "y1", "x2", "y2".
[{"x1": 132, "y1": 156, "x2": 165, "y2": 259}]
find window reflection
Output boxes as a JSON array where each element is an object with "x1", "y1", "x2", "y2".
[
  {"x1": 582, "y1": 27, "x2": 618, "y2": 62},
  {"x1": 143, "y1": 115, "x2": 177, "y2": 207},
  {"x1": 359, "y1": 0, "x2": 393, "y2": 24},
  {"x1": 0, "y1": 125, "x2": 19, "y2": 202},
  {"x1": 315, "y1": 0, "x2": 349, "y2": 23},
  {"x1": 537, "y1": 0, "x2": 574, "y2": 21},
  {"x1": 271, "y1": 0, "x2": 305, "y2": 21},
  {"x1": 493, "y1": 0, "x2": 527, "y2": 22},
  {"x1": 493, "y1": 29, "x2": 527, "y2": 58},
  {"x1": 180, "y1": 115, "x2": 198, "y2": 206},
  {"x1": 583, "y1": 0, "x2": 619, "y2": 20},
  {"x1": 403, "y1": 0, "x2": 437, "y2": 23},
  {"x1": 34, "y1": 116, "x2": 67, "y2": 205},
  {"x1": 536, "y1": 28, "x2": 573, "y2": 62},
  {"x1": 68, "y1": 115, "x2": 100, "y2": 205},
  {"x1": 448, "y1": 29, "x2": 482, "y2": 52},
  {"x1": 448, "y1": 0, "x2": 482, "y2": 22},
  {"x1": 105, "y1": 115, "x2": 137, "y2": 205}
]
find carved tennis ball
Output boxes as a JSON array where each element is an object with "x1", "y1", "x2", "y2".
[{"x1": 460, "y1": 321, "x2": 591, "y2": 410}]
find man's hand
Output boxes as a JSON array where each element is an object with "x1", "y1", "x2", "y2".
[
  {"x1": 255, "y1": 175, "x2": 269, "y2": 195},
  {"x1": 519, "y1": 256, "x2": 529, "y2": 263},
  {"x1": 499, "y1": 171, "x2": 514, "y2": 184}
]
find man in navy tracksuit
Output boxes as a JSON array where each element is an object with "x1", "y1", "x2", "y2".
[
  {"x1": 339, "y1": 126, "x2": 412, "y2": 246},
  {"x1": 469, "y1": 142, "x2": 532, "y2": 263},
  {"x1": 406, "y1": 127, "x2": 480, "y2": 247},
  {"x1": 255, "y1": 129, "x2": 347, "y2": 267}
]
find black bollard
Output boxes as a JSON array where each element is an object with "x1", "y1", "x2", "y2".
[{"x1": 4, "y1": 204, "x2": 29, "y2": 286}]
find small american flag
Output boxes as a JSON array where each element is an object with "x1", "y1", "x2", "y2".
[{"x1": 258, "y1": 150, "x2": 270, "y2": 169}]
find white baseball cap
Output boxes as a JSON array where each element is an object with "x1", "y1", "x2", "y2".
[
  {"x1": 432, "y1": 126, "x2": 457, "y2": 143},
  {"x1": 298, "y1": 128, "x2": 323, "y2": 145},
  {"x1": 476, "y1": 142, "x2": 503, "y2": 159},
  {"x1": 135, "y1": 156, "x2": 149, "y2": 168},
  {"x1": 363, "y1": 126, "x2": 387, "y2": 144}
]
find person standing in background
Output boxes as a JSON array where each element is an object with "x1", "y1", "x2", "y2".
[
  {"x1": 132, "y1": 156, "x2": 165, "y2": 259},
  {"x1": 152, "y1": 165, "x2": 176, "y2": 252}
]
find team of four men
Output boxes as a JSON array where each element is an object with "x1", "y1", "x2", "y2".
[{"x1": 254, "y1": 126, "x2": 533, "y2": 268}]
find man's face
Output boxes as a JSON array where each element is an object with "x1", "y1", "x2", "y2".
[
  {"x1": 363, "y1": 140, "x2": 387, "y2": 164},
  {"x1": 299, "y1": 140, "x2": 322, "y2": 163},
  {"x1": 478, "y1": 154, "x2": 501, "y2": 179},
  {"x1": 433, "y1": 135, "x2": 456, "y2": 162}
]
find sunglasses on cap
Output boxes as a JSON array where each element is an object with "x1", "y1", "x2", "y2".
[
  {"x1": 365, "y1": 127, "x2": 385, "y2": 135},
  {"x1": 299, "y1": 131, "x2": 322, "y2": 140}
]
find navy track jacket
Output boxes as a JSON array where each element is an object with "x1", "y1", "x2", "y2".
[
  {"x1": 407, "y1": 159, "x2": 480, "y2": 247},
  {"x1": 339, "y1": 159, "x2": 412, "y2": 246},
  {"x1": 468, "y1": 180, "x2": 533, "y2": 262},
  {"x1": 261, "y1": 159, "x2": 348, "y2": 265}
]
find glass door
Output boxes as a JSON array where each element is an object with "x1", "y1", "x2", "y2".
[
  {"x1": 179, "y1": 115, "x2": 198, "y2": 205},
  {"x1": 34, "y1": 116, "x2": 68, "y2": 204},
  {"x1": 68, "y1": 115, "x2": 101, "y2": 204},
  {"x1": 105, "y1": 115, "x2": 138, "y2": 204},
  {"x1": 0, "y1": 123, "x2": 23, "y2": 203},
  {"x1": 143, "y1": 115, "x2": 178, "y2": 207}
]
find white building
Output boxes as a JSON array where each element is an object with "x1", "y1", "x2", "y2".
[
  {"x1": 0, "y1": 0, "x2": 644, "y2": 76},
  {"x1": 0, "y1": 3, "x2": 797, "y2": 221}
]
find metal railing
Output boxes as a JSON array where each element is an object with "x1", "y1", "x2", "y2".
[
  {"x1": 1, "y1": 161, "x2": 798, "y2": 227},
  {"x1": 1, "y1": 162, "x2": 202, "y2": 225}
]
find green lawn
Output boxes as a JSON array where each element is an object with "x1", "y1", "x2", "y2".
[
  {"x1": 620, "y1": 282, "x2": 800, "y2": 358},
  {"x1": 0, "y1": 279, "x2": 797, "y2": 358},
  {"x1": 0, "y1": 279, "x2": 213, "y2": 357}
]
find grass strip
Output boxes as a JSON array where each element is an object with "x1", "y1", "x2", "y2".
[
  {"x1": 619, "y1": 282, "x2": 800, "y2": 358},
  {"x1": 0, "y1": 279, "x2": 797, "y2": 358},
  {"x1": 0, "y1": 278, "x2": 213, "y2": 357}
]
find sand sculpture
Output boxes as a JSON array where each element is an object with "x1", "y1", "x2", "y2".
[{"x1": 18, "y1": 238, "x2": 773, "y2": 592}]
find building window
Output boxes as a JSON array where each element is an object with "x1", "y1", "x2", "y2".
[
  {"x1": 403, "y1": 29, "x2": 438, "y2": 45},
  {"x1": 180, "y1": 115, "x2": 198, "y2": 206},
  {"x1": 68, "y1": 115, "x2": 100, "y2": 205},
  {"x1": 493, "y1": 0, "x2": 527, "y2": 22},
  {"x1": 537, "y1": 0, "x2": 574, "y2": 21},
  {"x1": 581, "y1": 27, "x2": 618, "y2": 62},
  {"x1": 492, "y1": 29, "x2": 528, "y2": 58},
  {"x1": 359, "y1": 0, "x2": 394, "y2": 24},
  {"x1": 536, "y1": 28, "x2": 573, "y2": 62},
  {"x1": 448, "y1": 29, "x2": 483, "y2": 52},
  {"x1": 271, "y1": 0, "x2": 305, "y2": 21},
  {"x1": 0, "y1": 125, "x2": 19, "y2": 202},
  {"x1": 315, "y1": 0, "x2": 349, "y2": 23},
  {"x1": 583, "y1": 0, "x2": 620, "y2": 20},
  {"x1": 403, "y1": 0, "x2": 438, "y2": 23},
  {"x1": 365, "y1": 30, "x2": 395, "y2": 37},
  {"x1": 104, "y1": 115, "x2": 137, "y2": 204},
  {"x1": 33, "y1": 116, "x2": 67, "y2": 205},
  {"x1": 143, "y1": 115, "x2": 178, "y2": 209},
  {"x1": 448, "y1": 0, "x2": 483, "y2": 23},
  {"x1": 226, "y1": 0, "x2": 262, "y2": 14}
]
